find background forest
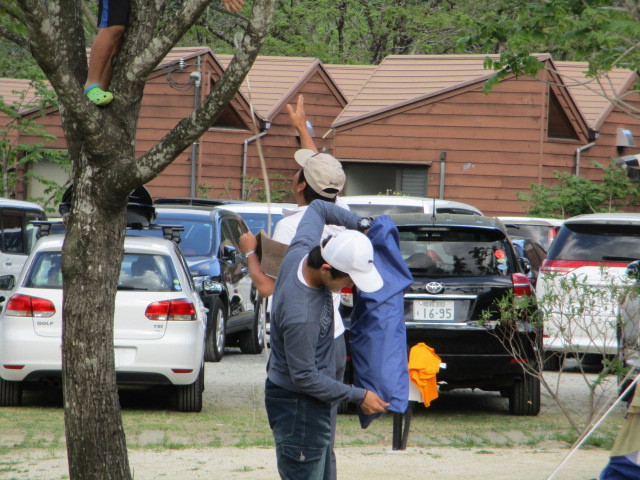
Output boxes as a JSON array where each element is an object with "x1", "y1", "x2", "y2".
[{"x1": 0, "y1": 0, "x2": 583, "y2": 79}]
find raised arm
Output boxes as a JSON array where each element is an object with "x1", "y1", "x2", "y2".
[{"x1": 287, "y1": 95, "x2": 318, "y2": 153}]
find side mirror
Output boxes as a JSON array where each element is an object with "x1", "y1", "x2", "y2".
[
  {"x1": 203, "y1": 280, "x2": 224, "y2": 295},
  {"x1": 626, "y1": 261, "x2": 640, "y2": 281},
  {"x1": 519, "y1": 257, "x2": 532, "y2": 275},
  {"x1": 222, "y1": 245, "x2": 237, "y2": 261},
  {"x1": 0, "y1": 275, "x2": 16, "y2": 291}
]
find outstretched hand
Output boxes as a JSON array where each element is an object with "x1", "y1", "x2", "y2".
[
  {"x1": 221, "y1": 0, "x2": 244, "y2": 13},
  {"x1": 286, "y1": 94, "x2": 307, "y2": 135}
]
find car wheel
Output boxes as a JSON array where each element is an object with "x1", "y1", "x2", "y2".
[
  {"x1": 542, "y1": 351, "x2": 563, "y2": 371},
  {"x1": 204, "y1": 297, "x2": 226, "y2": 363},
  {"x1": 176, "y1": 364, "x2": 204, "y2": 413},
  {"x1": 0, "y1": 378, "x2": 22, "y2": 407},
  {"x1": 508, "y1": 373, "x2": 540, "y2": 416},
  {"x1": 239, "y1": 297, "x2": 266, "y2": 355}
]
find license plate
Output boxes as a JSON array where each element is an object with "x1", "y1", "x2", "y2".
[{"x1": 413, "y1": 300, "x2": 455, "y2": 321}]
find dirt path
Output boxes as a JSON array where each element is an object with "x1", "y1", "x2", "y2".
[{"x1": 3, "y1": 444, "x2": 608, "y2": 479}]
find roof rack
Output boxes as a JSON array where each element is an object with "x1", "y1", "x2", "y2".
[
  {"x1": 145, "y1": 224, "x2": 184, "y2": 243},
  {"x1": 154, "y1": 197, "x2": 244, "y2": 207},
  {"x1": 33, "y1": 220, "x2": 66, "y2": 238},
  {"x1": 33, "y1": 221, "x2": 184, "y2": 244}
]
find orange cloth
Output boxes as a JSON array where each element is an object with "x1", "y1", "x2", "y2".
[{"x1": 408, "y1": 343, "x2": 441, "y2": 407}]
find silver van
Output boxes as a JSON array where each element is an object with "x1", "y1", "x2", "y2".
[{"x1": 0, "y1": 198, "x2": 46, "y2": 299}]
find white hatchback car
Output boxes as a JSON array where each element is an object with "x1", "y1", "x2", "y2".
[
  {"x1": 0, "y1": 232, "x2": 207, "y2": 411},
  {"x1": 536, "y1": 213, "x2": 640, "y2": 368},
  {"x1": 340, "y1": 195, "x2": 483, "y2": 217}
]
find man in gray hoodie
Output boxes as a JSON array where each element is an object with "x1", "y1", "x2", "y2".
[{"x1": 265, "y1": 200, "x2": 388, "y2": 479}]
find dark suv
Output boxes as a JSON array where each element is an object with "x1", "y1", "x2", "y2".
[
  {"x1": 137, "y1": 204, "x2": 264, "y2": 362},
  {"x1": 391, "y1": 213, "x2": 540, "y2": 415}
]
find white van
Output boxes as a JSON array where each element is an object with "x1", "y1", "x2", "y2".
[
  {"x1": 0, "y1": 198, "x2": 46, "y2": 299},
  {"x1": 340, "y1": 195, "x2": 483, "y2": 217}
]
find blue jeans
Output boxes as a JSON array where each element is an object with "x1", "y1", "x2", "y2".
[{"x1": 265, "y1": 379, "x2": 332, "y2": 480}]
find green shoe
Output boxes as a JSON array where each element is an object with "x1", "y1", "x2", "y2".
[{"x1": 85, "y1": 84, "x2": 113, "y2": 106}]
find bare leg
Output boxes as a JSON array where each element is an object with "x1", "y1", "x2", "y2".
[{"x1": 85, "y1": 25, "x2": 125, "y2": 91}]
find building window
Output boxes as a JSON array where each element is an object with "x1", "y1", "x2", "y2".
[{"x1": 343, "y1": 163, "x2": 428, "y2": 196}]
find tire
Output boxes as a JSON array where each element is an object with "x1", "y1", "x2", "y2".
[
  {"x1": 239, "y1": 297, "x2": 266, "y2": 355},
  {"x1": 542, "y1": 351, "x2": 562, "y2": 371},
  {"x1": 204, "y1": 297, "x2": 226, "y2": 362},
  {"x1": 508, "y1": 373, "x2": 541, "y2": 416},
  {"x1": 0, "y1": 378, "x2": 22, "y2": 407},
  {"x1": 176, "y1": 365, "x2": 204, "y2": 413}
]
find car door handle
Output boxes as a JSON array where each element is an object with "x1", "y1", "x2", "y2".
[{"x1": 4, "y1": 261, "x2": 11, "y2": 267}]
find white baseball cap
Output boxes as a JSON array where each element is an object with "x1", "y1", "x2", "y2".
[
  {"x1": 321, "y1": 230, "x2": 383, "y2": 293},
  {"x1": 294, "y1": 149, "x2": 345, "y2": 199}
]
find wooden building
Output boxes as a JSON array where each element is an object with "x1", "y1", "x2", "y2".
[
  {"x1": 554, "y1": 61, "x2": 640, "y2": 180},
  {"x1": 4, "y1": 47, "x2": 348, "y2": 202},
  {"x1": 3, "y1": 51, "x2": 639, "y2": 216},
  {"x1": 327, "y1": 55, "x2": 597, "y2": 215}
]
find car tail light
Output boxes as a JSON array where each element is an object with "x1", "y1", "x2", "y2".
[
  {"x1": 511, "y1": 273, "x2": 532, "y2": 297},
  {"x1": 340, "y1": 287, "x2": 353, "y2": 307},
  {"x1": 540, "y1": 259, "x2": 630, "y2": 275},
  {"x1": 548, "y1": 226, "x2": 560, "y2": 246},
  {"x1": 145, "y1": 299, "x2": 196, "y2": 321},
  {"x1": 171, "y1": 368, "x2": 194, "y2": 374},
  {"x1": 5, "y1": 294, "x2": 55, "y2": 318}
]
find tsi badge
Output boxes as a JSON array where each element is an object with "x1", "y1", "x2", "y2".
[{"x1": 425, "y1": 282, "x2": 444, "y2": 294}]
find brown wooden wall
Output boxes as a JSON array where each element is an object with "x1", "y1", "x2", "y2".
[{"x1": 334, "y1": 74, "x2": 591, "y2": 216}]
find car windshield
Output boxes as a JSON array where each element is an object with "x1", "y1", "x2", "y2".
[
  {"x1": 505, "y1": 224, "x2": 552, "y2": 249},
  {"x1": 24, "y1": 252, "x2": 181, "y2": 292},
  {"x1": 398, "y1": 226, "x2": 513, "y2": 276},
  {"x1": 348, "y1": 204, "x2": 423, "y2": 216},
  {"x1": 547, "y1": 223, "x2": 640, "y2": 262},
  {"x1": 237, "y1": 212, "x2": 283, "y2": 235},
  {"x1": 138, "y1": 218, "x2": 218, "y2": 257}
]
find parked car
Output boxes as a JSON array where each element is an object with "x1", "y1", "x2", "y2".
[
  {"x1": 499, "y1": 217, "x2": 563, "y2": 251},
  {"x1": 341, "y1": 195, "x2": 483, "y2": 217},
  {"x1": 382, "y1": 213, "x2": 539, "y2": 415},
  {"x1": 0, "y1": 198, "x2": 47, "y2": 300},
  {"x1": 136, "y1": 204, "x2": 263, "y2": 362},
  {"x1": 536, "y1": 213, "x2": 640, "y2": 370},
  {"x1": 217, "y1": 202, "x2": 296, "y2": 236},
  {"x1": 510, "y1": 237, "x2": 547, "y2": 287},
  {"x1": 0, "y1": 229, "x2": 207, "y2": 411}
]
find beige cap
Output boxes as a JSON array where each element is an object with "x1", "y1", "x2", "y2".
[{"x1": 294, "y1": 149, "x2": 346, "y2": 199}]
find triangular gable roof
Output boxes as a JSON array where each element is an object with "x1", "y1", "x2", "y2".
[
  {"x1": 332, "y1": 54, "x2": 552, "y2": 128},
  {"x1": 553, "y1": 61, "x2": 638, "y2": 130},
  {"x1": 0, "y1": 78, "x2": 46, "y2": 114},
  {"x1": 216, "y1": 55, "x2": 343, "y2": 120},
  {"x1": 157, "y1": 46, "x2": 211, "y2": 68},
  {"x1": 323, "y1": 64, "x2": 377, "y2": 101}
]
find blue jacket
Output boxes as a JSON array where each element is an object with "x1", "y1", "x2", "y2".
[{"x1": 350, "y1": 215, "x2": 413, "y2": 428}]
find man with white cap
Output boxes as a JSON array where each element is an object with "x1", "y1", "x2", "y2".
[
  {"x1": 265, "y1": 199, "x2": 388, "y2": 480},
  {"x1": 239, "y1": 96, "x2": 357, "y2": 479}
]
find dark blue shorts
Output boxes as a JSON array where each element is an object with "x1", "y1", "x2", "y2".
[{"x1": 97, "y1": 0, "x2": 130, "y2": 28}]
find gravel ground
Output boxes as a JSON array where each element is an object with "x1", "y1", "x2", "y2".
[{"x1": 0, "y1": 350, "x2": 625, "y2": 479}]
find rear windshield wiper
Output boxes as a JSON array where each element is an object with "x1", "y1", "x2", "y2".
[
  {"x1": 117, "y1": 286, "x2": 149, "y2": 291},
  {"x1": 602, "y1": 256, "x2": 639, "y2": 262}
]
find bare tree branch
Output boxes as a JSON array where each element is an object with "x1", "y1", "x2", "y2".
[{"x1": 0, "y1": 24, "x2": 28, "y2": 48}]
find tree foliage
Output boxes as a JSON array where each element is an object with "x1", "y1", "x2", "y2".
[
  {"x1": 518, "y1": 160, "x2": 640, "y2": 218},
  {"x1": 463, "y1": 0, "x2": 640, "y2": 115}
]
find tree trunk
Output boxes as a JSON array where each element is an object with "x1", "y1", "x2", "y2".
[{"x1": 62, "y1": 163, "x2": 131, "y2": 480}]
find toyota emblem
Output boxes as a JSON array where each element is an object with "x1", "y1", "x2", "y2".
[{"x1": 425, "y1": 282, "x2": 444, "y2": 294}]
